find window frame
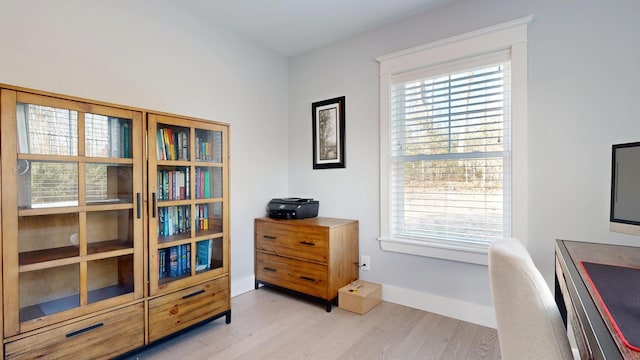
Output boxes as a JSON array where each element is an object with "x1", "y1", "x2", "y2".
[{"x1": 376, "y1": 16, "x2": 532, "y2": 265}]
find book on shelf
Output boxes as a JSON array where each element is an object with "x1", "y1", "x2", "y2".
[
  {"x1": 203, "y1": 205, "x2": 209, "y2": 229},
  {"x1": 158, "y1": 249, "x2": 167, "y2": 279},
  {"x1": 156, "y1": 128, "x2": 165, "y2": 160},
  {"x1": 185, "y1": 169, "x2": 190, "y2": 199},
  {"x1": 110, "y1": 117, "x2": 119, "y2": 158},
  {"x1": 168, "y1": 246, "x2": 178, "y2": 277},
  {"x1": 196, "y1": 240, "x2": 212, "y2": 272},
  {"x1": 204, "y1": 170, "x2": 211, "y2": 198},
  {"x1": 123, "y1": 121, "x2": 130, "y2": 158},
  {"x1": 182, "y1": 132, "x2": 188, "y2": 159}
]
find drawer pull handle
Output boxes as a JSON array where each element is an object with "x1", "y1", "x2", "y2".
[
  {"x1": 263, "y1": 267, "x2": 277, "y2": 272},
  {"x1": 298, "y1": 241, "x2": 315, "y2": 246},
  {"x1": 182, "y1": 289, "x2": 206, "y2": 299},
  {"x1": 263, "y1": 235, "x2": 277, "y2": 240},
  {"x1": 300, "y1": 276, "x2": 316, "y2": 282},
  {"x1": 66, "y1": 323, "x2": 104, "y2": 338}
]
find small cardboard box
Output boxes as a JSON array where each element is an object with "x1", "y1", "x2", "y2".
[{"x1": 338, "y1": 280, "x2": 381, "y2": 315}]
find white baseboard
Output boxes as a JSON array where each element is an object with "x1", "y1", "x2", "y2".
[
  {"x1": 381, "y1": 283, "x2": 497, "y2": 329},
  {"x1": 231, "y1": 276, "x2": 496, "y2": 329},
  {"x1": 231, "y1": 274, "x2": 256, "y2": 298}
]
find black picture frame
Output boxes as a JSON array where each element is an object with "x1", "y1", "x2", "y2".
[{"x1": 312, "y1": 96, "x2": 345, "y2": 169}]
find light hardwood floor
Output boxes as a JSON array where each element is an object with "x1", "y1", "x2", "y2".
[{"x1": 120, "y1": 287, "x2": 501, "y2": 359}]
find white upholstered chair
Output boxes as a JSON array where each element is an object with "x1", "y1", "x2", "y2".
[{"x1": 488, "y1": 237, "x2": 574, "y2": 360}]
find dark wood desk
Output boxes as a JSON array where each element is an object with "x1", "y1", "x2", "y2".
[{"x1": 555, "y1": 239, "x2": 640, "y2": 360}]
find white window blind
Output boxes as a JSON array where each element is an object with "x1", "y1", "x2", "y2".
[
  {"x1": 390, "y1": 52, "x2": 511, "y2": 249},
  {"x1": 377, "y1": 16, "x2": 530, "y2": 264}
]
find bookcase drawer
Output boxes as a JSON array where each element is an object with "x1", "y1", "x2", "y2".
[
  {"x1": 148, "y1": 276, "x2": 229, "y2": 342},
  {"x1": 255, "y1": 221, "x2": 327, "y2": 263},
  {"x1": 5, "y1": 303, "x2": 144, "y2": 360},
  {"x1": 256, "y1": 252, "x2": 327, "y2": 299}
]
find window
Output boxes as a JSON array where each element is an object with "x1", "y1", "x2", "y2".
[{"x1": 377, "y1": 17, "x2": 531, "y2": 264}]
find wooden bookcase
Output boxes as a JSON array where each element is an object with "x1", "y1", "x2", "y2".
[
  {"x1": 0, "y1": 85, "x2": 230, "y2": 359},
  {"x1": 147, "y1": 113, "x2": 230, "y2": 342}
]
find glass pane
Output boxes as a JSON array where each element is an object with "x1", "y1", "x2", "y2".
[
  {"x1": 156, "y1": 125, "x2": 189, "y2": 161},
  {"x1": 195, "y1": 167, "x2": 222, "y2": 199},
  {"x1": 20, "y1": 264, "x2": 79, "y2": 322},
  {"x1": 19, "y1": 213, "x2": 80, "y2": 265},
  {"x1": 195, "y1": 202, "x2": 223, "y2": 235},
  {"x1": 85, "y1": 114, "x2": 132, "y2": 158},
  {"x1": 18, "y1": 161, "x2": 78, "y2": 209},
  {"x1": 157, "y1": 166, "x2": 190, "y2": 200},
  {"x1": 87, "y1": 210, "x2": 134, "y2": 255},
  {"x1": 158, "y1": 244, "x2": 191, "y2": 282},
  {"x1": 195, "y1": 129, "x2": 222, "y2": 162},
  {"x1": 86, "y1": 163, "x2": 133, "y2": 204},
  {"x1": 195, "y1": 237, "x2": 223, "y2": 273},
  {"x1": 17, "y1": 102, "x2": 78, "y2": 156},
  {"x1": 87, "y1": 255, "x2": 134, "y2": 304},
  {"x1": 158, "y1": 205, "x2": 191, "y2": 240}
]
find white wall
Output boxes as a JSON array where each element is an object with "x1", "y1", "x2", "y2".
[
  {"x1": 288, "y1": 0, "x2": 640, "y2": 327},
  {"x1": 0, "y1": 0, "x2": 289, "y2": 296}
]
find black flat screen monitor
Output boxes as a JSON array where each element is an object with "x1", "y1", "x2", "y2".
[{"x1": 610, "y1": 142, "x2": 640, "y2": 236}]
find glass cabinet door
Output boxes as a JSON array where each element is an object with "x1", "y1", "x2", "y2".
[
  {"x1": 148, "y1": 114, "x2": 228, "y2": 295},
  {"x1": 1, "y1": 90, "x2": 143, "y2": 336}
]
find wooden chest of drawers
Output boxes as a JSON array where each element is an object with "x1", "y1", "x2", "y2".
[{"x1": 254, "y1": 217, "x2": 359, "y2": 311}]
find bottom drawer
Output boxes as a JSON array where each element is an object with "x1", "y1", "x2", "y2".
[
  {"x1": 256, "y1": 252, "x2": 328, "y2": 299},
  {"x1": 149, "y1": 276, "x2": 230, "y2": 342},
  {"x1": 5, "y1": 303, "x2": 144, "y2": 360}
]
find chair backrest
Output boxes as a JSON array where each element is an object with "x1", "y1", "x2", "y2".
[{"x1": 488, "y1": 237, "x2": 574, "y2": 360}]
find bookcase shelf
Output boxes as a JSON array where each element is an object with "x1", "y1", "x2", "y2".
[
  {"x1": 19, "y1": 240, "x2": 132, "y2": 266},
  {"x1": 19, "y1": 283, "x2": 133, "y2": 322}
]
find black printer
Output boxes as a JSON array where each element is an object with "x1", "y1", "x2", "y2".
[{"x1": 267, "y1": 198, "x2": 319, "y2": 219}]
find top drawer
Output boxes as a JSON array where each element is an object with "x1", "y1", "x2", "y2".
[{"x1": 255, "y1": 221, "x2": 327, "y2": 263}]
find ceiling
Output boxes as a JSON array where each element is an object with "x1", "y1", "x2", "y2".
[{"x1": 170, "y1": 0, "x2": 452, "y2": 57}]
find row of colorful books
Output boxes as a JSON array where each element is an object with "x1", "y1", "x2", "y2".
[
  {"x1": 157, "y1": 127, "x2": 188, "y2": 161},
  {"x1": 158, "y1": 240, "x2": 214, "y2": 279},
  {"x1": 158, "y1": 205, "x2": 212, "y2": 236},
  {"x1": 158, "y1": 244, "x2": 191, "y2": 279},
  {"x1": 195, "y1": 204, "x2": 210, "y2": 231},
  {"x1": 157, "y1": 169, "x2": 189, "y2": 200},
  {"x1": 158, "y1": 206, "x2": 191, "y2": 236},
  {"x1": 195, "y1": 134, "x2": 213, "y2": 161},
  {"x1": 195, "y1": 168, "x2": 211, "y2": 199}
]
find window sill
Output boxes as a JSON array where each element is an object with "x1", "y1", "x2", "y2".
[{"x1": 378, "y1": 236, "x2": 489, "y2": 266}]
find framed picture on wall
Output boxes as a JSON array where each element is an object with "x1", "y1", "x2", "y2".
[{"x1": 312, "y1": 96, "x2": 345, "y2": 169}]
